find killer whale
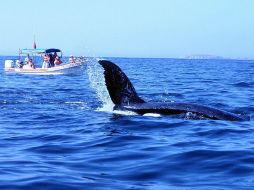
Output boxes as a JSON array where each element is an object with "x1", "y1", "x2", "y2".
[{"x1": 98, "y1": 60, "x2": 248, "y2": 121}]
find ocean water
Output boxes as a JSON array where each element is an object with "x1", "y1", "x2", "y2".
[{"x1": 0, "y1": 56, "x2": 253, "y2": 190}]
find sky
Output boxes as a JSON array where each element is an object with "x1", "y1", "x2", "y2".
[{"x1": 0, "y1": 0, "x2": 253, "y2": 58}]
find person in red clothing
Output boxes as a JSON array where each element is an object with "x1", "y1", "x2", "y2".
[{"x1": 54, "y1": 56, "x2": 62, "y2": 65}]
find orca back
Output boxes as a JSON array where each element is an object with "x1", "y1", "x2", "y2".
[
  {"x1": 98, "y1": 60, "x2": 249, "y2": 121},
  {"x1": 98, "y1": 60, "x2": 145, "y2": 105}
]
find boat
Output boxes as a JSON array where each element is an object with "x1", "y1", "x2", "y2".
[{"x1": 4, "y1": 48, "x2": 87, "y2": 75}]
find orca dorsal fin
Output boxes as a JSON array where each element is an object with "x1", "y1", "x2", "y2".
[{"x1": 98, "y1": 60, "x2": 145, "y2": 105}]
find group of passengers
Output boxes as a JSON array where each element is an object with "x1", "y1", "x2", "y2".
[
  {"x1": 15, "y1": 57, "x2": 35, "y2": 69},
  {"x1": 15, "y1": 54, "x2": 78, "y2": 69},
  {"x1": 42, "y1": 52, "x2": 62, "y2": 68}
]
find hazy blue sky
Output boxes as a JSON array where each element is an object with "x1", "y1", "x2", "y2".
[{"x1": 0, "y1": 0, "x2": 253, "y2": 58}]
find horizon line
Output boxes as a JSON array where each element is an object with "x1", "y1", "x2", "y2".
[{"x1": 1, "y1": 54, "x2": 254, "y2": 62}]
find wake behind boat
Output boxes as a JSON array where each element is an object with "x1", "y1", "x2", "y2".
[{"x1": 4, "y1": 48, "x2": 87, "y2": 75}]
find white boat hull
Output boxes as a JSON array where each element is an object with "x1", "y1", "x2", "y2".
[{"x1": 5, "y1": 62, "x2": 87, "y2": 75}]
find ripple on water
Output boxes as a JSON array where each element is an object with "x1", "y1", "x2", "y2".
[{"x1": 232, "y1": 82, "x2": 252, "y2": 88}]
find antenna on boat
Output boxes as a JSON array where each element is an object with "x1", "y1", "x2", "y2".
[
  {"x1": 33, "y1": 34, "x2": 37, "y2": 64},
  {"x1": 33, "y1": 34, "x2": 37, "y2": 49}
]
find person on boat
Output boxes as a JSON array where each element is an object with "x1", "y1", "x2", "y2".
[
  {"x1": 53, "y1": 52, "x2": 57, "y2": 60},
  {"x1": 48, "y1": 53, "x2": 55, "y2": 67},
  {"x1": 49, "y1": 52, "x2": 57, "y2": 67},
  {"x1": 28, "y1": 58, "x2": 35, "y2": 69},
  {"x1": 69, "y1": 55, "x2": 75, "y2": 64},
  {"x1": 22, "y1": 58, "x2": 35, "y2": 69},
  {"x1": 15, "y1": 60, "x2": 23, "y2": 68},
  {"x1": 54, "y1": 56, "x2": 62, "y2": 65},
  {"x1": 24, "y1": 57, "x2": 29, "y2": 65},
  {"x1": 23, "y1": 57, "x2": 30, "y2": 69},
  {"x1": 42, "y1": 54, "x2": 50, "y2": 68}
]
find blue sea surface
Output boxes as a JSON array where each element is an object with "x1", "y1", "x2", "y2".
[{"x1": 0, "y1": 56, "x2": 253, "y2": 190}]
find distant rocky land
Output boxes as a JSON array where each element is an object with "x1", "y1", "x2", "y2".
[
  {"x1": 180, "y1": 54, "x2": 254, "y2": 60},
  {"x1": 182, "y1": 54, "x2": 225, "y2": 60}
]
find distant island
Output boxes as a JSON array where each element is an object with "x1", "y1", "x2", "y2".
[{"x1": 182, "y1": 54, "x2": 225, "y2": 60}]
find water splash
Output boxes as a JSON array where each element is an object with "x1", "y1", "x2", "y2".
[
  {"x1": 86, "y1": 58, "x2": 114, "y2": 111},
  {"x1": 85, "y1": 58, "x2": 150, "y2": 116}
]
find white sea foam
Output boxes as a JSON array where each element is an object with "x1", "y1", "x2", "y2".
[
  {"x1": 64, "y1": 101, "x2": 89, "y2": 110},
  {"x1": 65, "y1": 101, "x2": 84, "y2": 104}
]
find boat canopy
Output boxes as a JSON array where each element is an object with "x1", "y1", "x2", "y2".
[
  {"x1": 19, "y1": 48, "x2": 46, "y2": 55},
  {"x1": 19, "y1": 48, "x2": 62, "y2": 57},
  {"x1": 45, "y1": 48, "x2": 61, "y2": 53}
]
